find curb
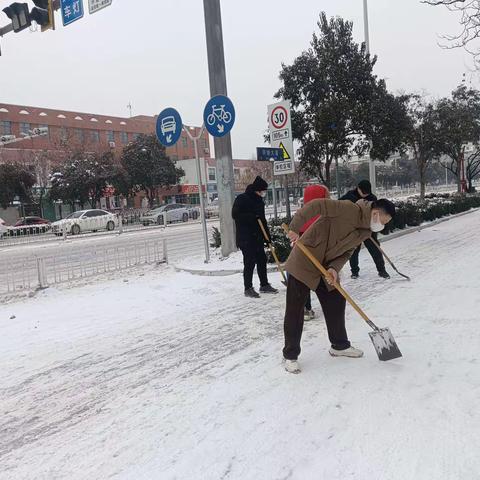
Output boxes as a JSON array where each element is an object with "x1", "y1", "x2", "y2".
[
  {"x1": 174, "y1": 264, "x2": 279, "y2": 277},
  {"x1": 174, "y1": 207, "x2": 480, "y2": 277}
]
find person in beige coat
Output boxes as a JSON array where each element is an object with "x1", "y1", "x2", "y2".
[{"x1": 283, "y1": 197, "x2": 396, "y2": 373}]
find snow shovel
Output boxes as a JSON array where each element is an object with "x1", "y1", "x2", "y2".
[
  {"x1": 282, "y1": 224, "x2": 402, "y2": 362},
  {"x1": 257, "y1": 218, "x2": 287, "y2": 286},
  {"x1": 370, "y1": 237, "x2": 411, "y2": 281}
]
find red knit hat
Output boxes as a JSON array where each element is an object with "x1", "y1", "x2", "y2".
[{"x1": 299, "y1": 184, "x2": 329, "y2": 234}]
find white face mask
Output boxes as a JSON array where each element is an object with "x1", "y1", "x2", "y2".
[
  {"x1": 259, "y1": 191, "x2": 267, "y2": 198},
  {"x1": 370, "y1": 213, "x2": 384, "y2": 232}
]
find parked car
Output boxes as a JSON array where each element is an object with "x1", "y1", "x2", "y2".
[
  {"x1": 51, "y1": 209, "x2": 119, "y2": 235},
  {"x1": 0, "y1": 217, "x2": 8, "y2": 239},
  {"x1": 141, "y1": 204, "x2": 191, "y2": 226},
  {"x1": 177, "y1": 204, "x2": 200, "y2": 220},
  {"x1": 205, "y1": 199, "x2": 219, "y2": 218},
  {"x1": 9, "y1": 216, "x2": 51, "y2": 235}
]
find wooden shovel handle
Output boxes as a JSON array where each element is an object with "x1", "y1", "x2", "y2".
[
  {"x1": 258, "y1": 218, "x2": 287, "y2": 284},
  {"x1": 281, "y1": 224, "x2": 377, "y2": 330}
]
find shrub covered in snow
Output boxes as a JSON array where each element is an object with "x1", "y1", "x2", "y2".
[{"x1": 383, "y1": 193, "x2": 480, "y2": 235}]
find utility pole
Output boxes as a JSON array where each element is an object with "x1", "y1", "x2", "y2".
[
  {"x1": 203, "y1": 0, "x2": 236, "y2": 256},
  {"x1": 363, "y1": 0, "x2": 376, "y2": 193}
]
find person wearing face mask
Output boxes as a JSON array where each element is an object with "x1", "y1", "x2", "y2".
[
  {"x1": 340, "y1": 180, "x2": 390, "y2": 279},
  {"x1": 232, "y1": 176, "x2": 278, "y2": 298},
  {"x1": 282, "y1": 197, "x2": 395, "y2": 373}
]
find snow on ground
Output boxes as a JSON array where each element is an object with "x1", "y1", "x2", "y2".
[
  {"x1": 175, "y1": 249, "x2": 244, "y2": 272},
  {"x1": 1, "y1": 211, "x2": 480, "y2": 480}
]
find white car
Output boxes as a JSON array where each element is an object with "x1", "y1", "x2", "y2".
[
  {"x1": 205, "y1": 199, "x2": 219, "y2": 218},
  {"x1": 141, "y1": 204, "x2": 190, "y2": 226},
  {"x1": 51, "y1": 209, "x2": 119, "y2": 235},
  {"x1": 0, "y1": 217, "x2": 8, "y2": 238},
  {"x1": 177, "y1": 204, "x2": 200, "y2": 220}
]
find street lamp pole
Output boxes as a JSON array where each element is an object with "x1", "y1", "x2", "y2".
[
  {"x1": 363, "y1": 0, "x2": 376, "y2": 193},
  {"x1": 203, "y1": 0, "x2": 236, "y2": 256}
]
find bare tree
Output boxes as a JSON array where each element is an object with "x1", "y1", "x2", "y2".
[
  {"x1": 423, "y1": 0, "x2": 480, "y2": 64},
  {"x1": 465, "y1": 146, "x2": 480, "y2": 190}
]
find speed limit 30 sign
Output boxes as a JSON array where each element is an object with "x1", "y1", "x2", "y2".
[
  {"x1": 267, "y1": 100, "x2": 295, "y2": 175},
  {"x1": 270, "y1": 105, "x2": 288, "y2": 129}
]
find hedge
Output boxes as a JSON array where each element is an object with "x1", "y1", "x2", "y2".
[{"x1": 267, "y1": 193, "x2": 480, "y2": 263}]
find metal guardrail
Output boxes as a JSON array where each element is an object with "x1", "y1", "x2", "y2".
[
  {"x1": 0, "y1": 237, "x2": 168, "y2": 298},
  {"x1": 0, "y1": 209, "x2": 220, "y2": 248}
]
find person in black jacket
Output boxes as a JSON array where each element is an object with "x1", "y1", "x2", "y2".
[
  {"x1": 340, "y1": 180, "x2": 390, "y2": 279},
  {"x1": 232, "y1": 176, "x2": 279, "y2": 298}
]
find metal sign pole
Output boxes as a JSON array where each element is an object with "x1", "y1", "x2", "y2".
[
  {"x1": 272, "y1": 161, "x2": 277, "y2": 221},
  {"x1": 184, "y1": 125, "x2": 210, "y2": 263}
]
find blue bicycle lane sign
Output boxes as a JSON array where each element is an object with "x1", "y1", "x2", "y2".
[
  {"x1": 156, "y1": 108, "x2": 183, "y2": 147},
  {"x1": 203, "y1": 95, "x2": 235, "y2": 138}
]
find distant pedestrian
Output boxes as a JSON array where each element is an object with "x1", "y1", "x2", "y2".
[
  {"x1": 299, "y1": 184, "x2": 330, "y2": 320},
  {"x1": 232, "y1": 176, "x2": 278, "y2": 298},
  {"x1": 340, "y1": 180, "x2": 390, "y2": 279}
]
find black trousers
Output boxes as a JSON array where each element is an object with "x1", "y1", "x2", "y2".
[
  {"x1": 299, "y1": 231, "x2": 312, "y2": 311},
  {"x1": 283, "y1": 274, "x2": 350, "y2": 360},
  {"x1": 349, "y1": 233, "x2": 386, "y2": 275},
  {"x1": 240, "y1": 242, "x2": 268, "y2": 290}
]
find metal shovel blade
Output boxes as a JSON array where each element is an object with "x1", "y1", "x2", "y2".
[{"x1": 368, "y1": 328, "x2": 402, "y2": 361}]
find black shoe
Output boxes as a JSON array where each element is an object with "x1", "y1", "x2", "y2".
[
  {"x1": 244, "y1": 287, "x2": 260, "y2": 298},
  {"x1": 351, "y1": 273, "x2": 359, "y2": 279},
  {"x1": 378, "y1": 271, "x2": 390, "y2": 279},
  {"x1": 259, "y1": 284, "x2": 278, "y2": 294}
]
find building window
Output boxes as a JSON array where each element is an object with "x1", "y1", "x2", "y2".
[
  {"x1": 60, "y1": 127, "x2": 68, "y2": 142},
  {"x1": 234, "y1": 168, "x2": 240, "y2": 180},
  {"x1": 90, "y1": 130, "x2": 100, "y2": 143},
  {"x1": 75, "y1": 129, "x2": 84, "y2": 143},
  {"x1": 106, "y1": 131, "x2": 115, "y2": 143},
  {"x1": 208, "y1": 167, "x2": 216, "y2": 182},
  {"x1": 0, "y1": 120, "x2": 12, "y2": 135},
  {"x1": 133, "y1": 133, "x2": 141, "y2": 141},
  {"x1": 20, "y1": 122, "x2": 31, "y2": 135},
  {"x1": 120, "y1": 131, "x2": 128, "y2": 144},
  {"x1": 181, "y1": 136, "x2": 187, "y2": 148}
]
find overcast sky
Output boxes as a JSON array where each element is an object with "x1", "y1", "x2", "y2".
[{"x1": 0, "y1": 0, "x2": 477, "y2": 158}]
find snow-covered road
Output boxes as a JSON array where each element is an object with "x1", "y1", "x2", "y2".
[{"x1": 1, "y1": 211, "x2": 479, "y2": 480}]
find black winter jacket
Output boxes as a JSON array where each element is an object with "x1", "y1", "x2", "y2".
[
  {"x1": 232, "y1": 185, "x2": 271, "y2": 247},
  {"x1": 340, "y1": 189, "x2": 377, "y2": 203}
]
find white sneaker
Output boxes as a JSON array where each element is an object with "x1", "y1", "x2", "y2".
[
  {"x1": 329, "y1": 346, "x2": 364, "y2": 358},
  {"x1": 283, "y1": 358, "x2": 301, "y2": 374},
  {"x1": 304, "y1": 309, "x2": 315, "y2": 321}
]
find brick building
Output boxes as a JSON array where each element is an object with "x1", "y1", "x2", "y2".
[
  {"x1": 0, "y1": 103, "x2": 210, "y2": 161},
  {"x1": 0, "y1": 103, "x2": 211, "y2": 217}
]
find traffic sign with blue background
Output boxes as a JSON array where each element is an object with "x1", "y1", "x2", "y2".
[
  {"x1": 61, "y1": 0, "x2": 84, "y2": 26},
  {"x1": 156, "y1": 108, "x2": 183, "y2": 147},
  {"x1": 203, "y1": 95, "x2": 235, "y2": 138},
  {"x1": 256, "y1": 147, "x2": 283, "y2": 162}
]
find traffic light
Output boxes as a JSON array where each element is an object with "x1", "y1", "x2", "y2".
[
  {"x1": 2, "y1": 3, "x2": 31, "y2": 33},
  {"x1": 30, "y1": 0, "x2": 55, "y2": 32}
]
